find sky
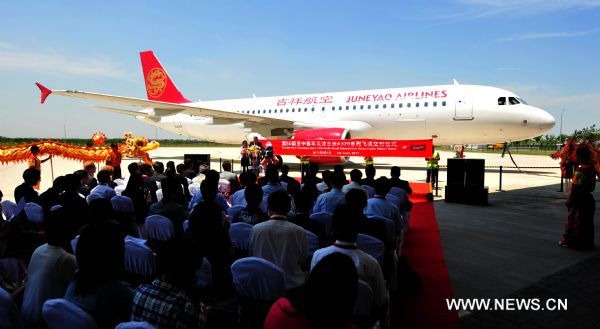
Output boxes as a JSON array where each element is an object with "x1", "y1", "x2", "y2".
[{"x1": 0, "y1": 0, "x2": 598, "y2": 140}]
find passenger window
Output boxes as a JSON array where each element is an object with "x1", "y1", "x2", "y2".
[
  {"x1": 311, "y1": 107, "x2": 315, "y2": 112},
  {"x1": 321, "y1": 107, "x2": 325, "y2": 111},
  {"x1": 407, "y1": 103, "x2": 411, "y2": 108},
  {"x1": 360, "y1": 105, "x2": 364, "y2": 110},
  {"x1": 391, "y1": 104, "x2": 394, "y2": 108},
  {"x1": 433, "y1": 101, "x2": 437, "y2": 107},
  {"x1": 442, "y1": 101, "x2": 447, "y2": 106},
  {"x1": 368, "y1": 105, "x2": 371, "y2": 109},
  {"x1": 424, "y1": 102, "x2": 428, "y2": 107},
  {"x1": 399, "y1": 103, "x2": 403, "y2": 108},
  {"x1": 331, "y1": 106, "x2": 335, "y2": 111},
  {"x1": 509, "y1": 97, "x2": 520, "y2": 105},
  {"x1": 416, "y1": 102, "x2": 419, "y2": 108},
  {"x1": 346, "y1": 106, "x2": 349, "y2": 110},
  {"x1": 375, "y1": 104, "x2": 379, "y2": 109},
  {"x1": 353, "y1": 105, "x2": 357, "y2": 110},
  {"x1": 498, "y1": 97, "x2": 506, "y2": 105}
]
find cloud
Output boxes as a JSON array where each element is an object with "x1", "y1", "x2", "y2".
[
  {"x1": 0, "y1": 44, "x2": 128, "y2": 78},
  {"x1": 440, "y1": 0, "x2": 600, "y2": 22},
  {"x1": 497, "y1": 30, "x2": 595, "y2": 42}
]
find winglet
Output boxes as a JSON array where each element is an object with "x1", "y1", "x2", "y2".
[{"x1": 35, "y1": 82, "x2": 52, "y2": 104}]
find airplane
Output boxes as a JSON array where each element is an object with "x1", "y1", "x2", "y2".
[{"x1": 36, "y1": 50, "x2": 555, "y2": 163}]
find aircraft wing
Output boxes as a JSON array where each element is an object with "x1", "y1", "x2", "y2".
[{"x1": 36, "y1": 83, "x2": 293, "y2": 127}]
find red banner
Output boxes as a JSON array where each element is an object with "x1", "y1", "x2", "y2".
[{"x1": 266, "y1": 139, "x2": 433, "y2": 158}]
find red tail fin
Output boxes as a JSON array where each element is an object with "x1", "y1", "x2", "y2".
[{"x1": 140, "y1": 50, "x2": 190, "y2": 103}]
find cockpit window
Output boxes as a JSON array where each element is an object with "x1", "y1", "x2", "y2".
[
  {"x1": 517, "y1": 97, "x2": 528, "y2": 105},
  {"x1": 508, "y1": 97, "x2": 520, "y2": 105},
  {"x1": 498, "y1": 97, "x2": 506, "y2": 105}
]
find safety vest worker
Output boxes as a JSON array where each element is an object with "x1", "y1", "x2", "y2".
[{"x1": 426, "y1": 151, "x2": 440, "y2": 168}]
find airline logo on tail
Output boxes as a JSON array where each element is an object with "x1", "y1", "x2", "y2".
[
  {"x1": 140, "y1": 50, "x2": 190, "y2": 104},
  {"x1": 146, "y1": 67, "x2": 168, "y2": 98}
]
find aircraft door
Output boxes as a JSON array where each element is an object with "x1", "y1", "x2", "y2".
[{"x1": 454, "y1": 97, "x2": 473, "y2": 120}]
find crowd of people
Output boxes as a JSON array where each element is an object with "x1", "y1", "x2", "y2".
[{"x1": 0, "y1": 148, "x2": 417, "y2": 329}]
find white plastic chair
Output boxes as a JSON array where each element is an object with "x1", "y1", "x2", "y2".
[
  {"x1": 195, "y1": 258, "x2": 213, "y2": 289},
  {"x1": 188, "y1": 183, "x2": 200, "y2": 196},
  {"x1": 0, "y1": 287, "x2": 24, "y2": 329},
  {"x1": 115, "y1": 322, "x2": 157, "y2": 329},
  {"x1": 115, "y1": 185, "x2": 126, "y2": 196},
  {"x1": 353, "y1": 279, "x2": 374, "y2": 323},
  {"x1": 356, "y1": 234, "x2": 385, "y2": 264},
  {"x1": 113, "y1": 178, "x2": 125, "y2": 186},
  {"x1": 367, "y1": 215, "x2": 395, "y2": 245},
  {"x1": 124, "y1": 236, "x2": 156, "y2": 277},
  {"x1": 309, "y1": 212, "x2": 333, "y2": 236},
  {"x1": 231, "y1": 257, "x2": 285, "y2": 301},
  {"x1": 229, "y1": 222, "x2": 253, "y2": 251},
  {"x1": 362, "y1": 185, "x2": 376, "y2": 198},
  {"x1": 227, "y1": 205, "x2": 245, "y2": 220},
  {"x1": 144, "y1": 215, "x2": 175, "y2": 241},
  {"x1": 155, "y1": 189, "x2": 163, "y2": 202},
  {"x1": 1, "y1": 200, "x2": 18, "y2": 220},
  {"x1": 24, "y1": 202, "x2": 44, "y2": 223},
  {"x1": 42, "y1": 298, "x2": 98, "y2": 329},
  {"x1": 111, "y1": 195, "x2": 134, "y2": 213},
  {"x1": 305, "y1": 229, "x2": 319, "y2": 256}
]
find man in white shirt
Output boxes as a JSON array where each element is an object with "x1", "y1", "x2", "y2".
[
  {"x1": 89, "y1": 170, "x2": 117, "y2": 200},
  {"x1": 364, "y1": 177, "x2": 402, "y2": 234},
  {"x1": 250, "y1": 191, "x2": 308, "y2": 289},
  {"x1": 219, "y1": 161, "x2": 240, "y2": 192},
  {"x1": 311, "y1": 204, "x2": 387, "y2": 317},
  {"x1": 342, "y1": 169, "x2": 368, "y2": 195},
  {"x1": 22, "y1": 208, "x2": 78, "y2": 327},
  {"x1": 313, "y1": 171, "x2": 346, "y2": 214}
]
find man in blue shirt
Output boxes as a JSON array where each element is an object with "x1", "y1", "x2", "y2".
[
  {"x1": 188, "y1": 170, "x2": 230, "y2": 211},
  {"x1": 364, "y1": 177, "x2": 401, "y2": 234},
  {"x1": 313, "y1": 171, "x2": 347, "y2": 214}
]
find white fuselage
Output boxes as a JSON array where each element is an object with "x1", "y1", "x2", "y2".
[{"x1": 137, "y1": 84, "x2": 555, "y2": 145}]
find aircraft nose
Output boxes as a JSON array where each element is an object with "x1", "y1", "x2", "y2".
[{"x1": 528, "y1": 107, "x2": 555, "y2": 132}]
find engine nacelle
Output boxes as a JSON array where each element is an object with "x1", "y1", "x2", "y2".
[{"x1": 292, "y1": 128, "x2": 351, "y2": 164}]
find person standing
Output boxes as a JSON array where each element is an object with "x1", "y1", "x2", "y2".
[
  {"x1": 559, "y1": 145, "x2": 597, "y2": 249},
  {"x1": 106, "y1": 143, "x2": 123, "y2": 179},
  {"x1": 28, "y1": 145, "x2": 51, "y2": 190},
  {"x1": 425, "y1": 147, "x2": 440, "y2": 188},
  {"x1": 240, "y1": 140, "x2": 250, "y2": 173}
]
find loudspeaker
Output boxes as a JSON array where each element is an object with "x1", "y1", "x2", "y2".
[
  {"x1": 465, "y1": 159, "x2": 485, "y2": 188},
  {"x1": 184, "y1": 154, "x2": 211, "y2": 174},
  {"x1": 447, "y1": 158, "x2": 466, "y2": 187}
]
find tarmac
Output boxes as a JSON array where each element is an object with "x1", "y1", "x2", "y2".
[{"x1": 1, "y1": 147, "x2": 598, "y2": 327}]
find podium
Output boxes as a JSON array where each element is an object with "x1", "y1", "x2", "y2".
[{"x1": 445, "y1": 158, "x2": 488, "y2": 205}]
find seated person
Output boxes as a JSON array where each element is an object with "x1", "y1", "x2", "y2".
[
  {"x1": 22, "y1": 207, "x2": 78, "y2": 328},
  {"x1": 230, "y1": 171, "x2": 257, "y2": 207},
  {"x1": 289, "y1": 189, "x2": 326, "y2": 242},
  {"x1": 389, "y1": 166, "x2": 412, "y2": 194},
  {"x1": 311, "y1": 204, "x2": 387, "y2": 319},
  {"x1": 64, "y1": 223, "x2": 133, "y2": 329},
  {"x1": 131, "y1": 238, "x2": 202, "y2": 329},
  {"x1": 312, "y1": 171, "x2": 346, "y2": 214},
  {"x1": 342, "y1": 169, "x2": 368, "y2": 194},
  {"x1": 14, "y1": 168, "x2": 41, "y2": 204},
  {"x1": 360, "y1": 165, "x2": 376, "y2": 187},
  {"x1": 250, "y1": 191, "x2": 308, "y2": 290},
  {"x1": 188, "y1": 170, "x2": 230, "y2": 211},
  {"x1": 364, "y1": 177, "x2": 401, "y2": 234},
  {"x1": 232, "y1": 184, "x2": 267, "y2": 225},
  {"x1": 220, "y1": 161, "x2": 240, "y2": 192},
  {"x1": 148, "y1": 176, "x2": 187, "y2": 237},
  {"x1": 265, "y1": 253, "x2": 358, "y2": 329},
  {"x1": 89, "y1": 170, "x2": 117, "y2": 200}
]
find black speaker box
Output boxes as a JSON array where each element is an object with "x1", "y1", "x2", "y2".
[
  {"x1": 184, "y1": 154, "x2": 211, "y2": 174},
  {"x1": 447, "y1": 158, "x2": 466, "y2": 187},
  {"x1": 465, "y1": 159, "x2": 485, "y2": 188}
]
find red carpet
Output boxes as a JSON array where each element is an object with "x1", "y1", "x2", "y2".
[{"x1": 390, "y1": 183, "x2": 459, "y2": 329}]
